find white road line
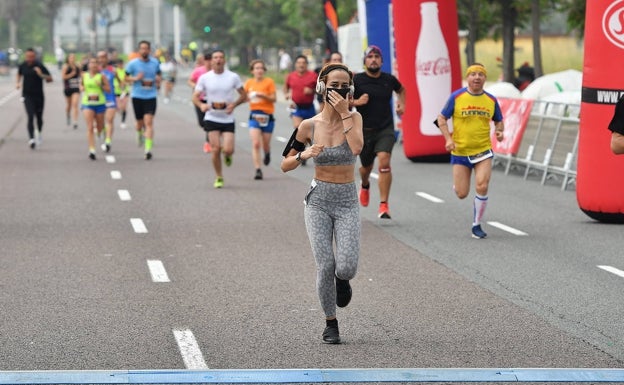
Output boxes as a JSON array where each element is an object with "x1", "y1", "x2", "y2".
[
  {"x1": 173, "y1": 329, "x2": 209, "y2": 369},
  {"x1": 275, "y1": 136, "x2": 287, "y2": 143},
  {"x1": 370, "y1": 172, "x2": 379, "y2": 180},
  {"x1": 130, "y1": 218, "x2": 148, "y2": 233},
  {"x1": 487, "y1": 221, "x2": 528, "y2": 236},
  {"x1": 0, "y1": 90, "x2": 20, "y2": 107},
  {"x1": 415, "y1": 191, "x2": 444, "y2": 203},
  {"x1": 147, "y1": 260, "x2": 170, "y2": 282},
  {"x1": 105, "y1": 155, "x2": 116, "y2": 163},
  {"x1": 110, "y1": 170, "x2": 122, "y2": 180},
  {"x1": 598, "y1": 265, "x2": 624, "y2": 278},
  {"x1": 117, "y1": 189, "x2": 131, "y2": 201}
]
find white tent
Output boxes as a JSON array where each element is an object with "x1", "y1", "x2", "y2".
[
  {"x1": 521, "y1": 69, "x2": 583, "y2": 100},
  {"x1": 485, "y1": 81, "x2": 522, "y2": 98}
]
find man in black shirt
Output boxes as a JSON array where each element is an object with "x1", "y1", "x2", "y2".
[
  {"x1": 353, "y1": 45, "x2": 405, "y2": 219},
  {"x1": 16, "y1": 48, "x2": 53, "y2": 149},
  {"x1": 608, "y1": 95, "x2": 624, "y2": 155}
]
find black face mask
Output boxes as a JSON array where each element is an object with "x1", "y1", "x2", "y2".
[{"x1": 326, "y1": 87, "x2": 351, "y2": 99}]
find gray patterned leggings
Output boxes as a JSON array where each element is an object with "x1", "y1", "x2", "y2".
[{"x1": 304, "y1": 180, "x2": 360, "y2": 318}]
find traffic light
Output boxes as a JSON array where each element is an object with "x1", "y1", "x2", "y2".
[{"x1": 203, "y1": 25, "x2": 211, "y2": 33}]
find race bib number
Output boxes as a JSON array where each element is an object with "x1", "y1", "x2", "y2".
[
  {"x1": 88, "y1": 94, "x2": 100, "y2": 102},
  {"x1": 468, "y1": 149, "x2": 494, "y2": 164},
  {"x1": 252, "y1": 113, "x2": 270, "y2": 127},
  {"x1": 141, "y1": 79, "x2": 154, "y2": 89},
  {"x1": 68, "y1": 78, "x2": 80, "y2": 89},
  {"x1": 212, "y1": 102, "x2": 227, "y2": 110}
]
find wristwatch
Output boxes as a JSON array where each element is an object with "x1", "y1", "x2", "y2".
[{"x1": 295, "y1": 152, "x2": 303, "y2": 163}]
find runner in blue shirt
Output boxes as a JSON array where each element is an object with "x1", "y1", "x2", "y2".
[{"x1": 125, "y1": 40, "x2": 161, "y2": 160}]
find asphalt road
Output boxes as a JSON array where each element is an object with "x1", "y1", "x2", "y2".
[{"x1": 0, "y1": 66, "x2": 622, "y2": 377}]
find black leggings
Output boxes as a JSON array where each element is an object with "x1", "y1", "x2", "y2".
[{"x1": 23, "y1": 95, "x2": 44, "y2": 139}]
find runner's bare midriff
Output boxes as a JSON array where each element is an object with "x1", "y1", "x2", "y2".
[{"x1": 314, "y1": 165, "x2": 355, "y2": 184}]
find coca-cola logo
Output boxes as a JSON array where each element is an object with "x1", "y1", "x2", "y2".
[
  {"x1": 603, "y1": 0, "x2": 624, "y2": 49},
  {"x1": 417, "y1": 57, "x2": 451, "y2": 76}
]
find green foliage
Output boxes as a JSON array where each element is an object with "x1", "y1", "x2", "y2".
[
  {"x1": 0, "y1": 0, "x2": 49, "y2": 49},
  {"x1": 168, "y1": 0, "x2": 351, "y2": 52},
  {"x1": 556, "y1": 0, "x2": 585, "y2": 38}
]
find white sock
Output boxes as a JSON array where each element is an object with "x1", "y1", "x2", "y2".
[{"x1": 473, "y1": 194, "x2": 488, "y2": 226}]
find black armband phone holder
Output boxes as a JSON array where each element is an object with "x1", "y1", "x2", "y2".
[{"x1": 282, "y1": 128, "x2": 306, "y2": 156}]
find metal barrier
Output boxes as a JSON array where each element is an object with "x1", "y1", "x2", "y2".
[{"x1": 494, "y1": 100, "x2": 580, "y2": 191}]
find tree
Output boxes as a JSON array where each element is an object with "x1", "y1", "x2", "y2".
[
  {"x1": 224, "y1": 0, "x2": 298, "y2": 65},
  {"x1": 277, "y1": 0, "x2": 324, "y2": 49},
  {"x1": 457, "y1": 0, "x2": 498, "y2": 65},
  {"x1": 499, "y1": 0, "x2": 518, "y2": 82},
  {"x1": 1, "y1": 0, "x2": 24, "y2": 49},
  {"x1": 168, "y1": 0, "x2": 233, "y2": 47},
  {"x1": 41, "y1": 0, "x2": 64, "y2": 53},
  {"x1": 530, "y1": 0, "x2": 543, "y2": 78},
  {"x1": 97, "y1": 0, "x2": 127, "y2": 51},
  {"x1": 557, "y1": 0, "x2": 585, "y2": 39}
]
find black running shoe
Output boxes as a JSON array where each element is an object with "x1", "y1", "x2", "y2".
[
  {"x1": 145, "y1": 152, "x2": 152, "y2": 160},
  {"x1": 322, "y1": 320, "x2": 341, "y2": 344},
  {"x1": 263, "y1": 152, "x2": 271, "y2": 166},
  {"x1": 89, "y1": 152, "x2": 96, "y2": 161},
  {"x1": 254, "y1": 169, "x2": 263, "y2": 180},
  {"x1": 336, "y1": 277, "x2": 352, "y2": 308}
]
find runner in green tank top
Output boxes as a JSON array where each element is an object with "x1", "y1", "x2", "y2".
[
  {"x1": 80, "y1": 57, "x2": 110, "y2": 160},
  {"x1": 114, "y1": 59, "x2": 129, "y2": 129}
]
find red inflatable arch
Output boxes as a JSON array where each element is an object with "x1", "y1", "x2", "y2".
[{"x1": 578, "y1": 1, "x2": 624, "y2": 222}]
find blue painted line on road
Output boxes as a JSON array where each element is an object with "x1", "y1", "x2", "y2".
[{"x1": 1, "y1": 368, "x2": 624, "y2": 384}]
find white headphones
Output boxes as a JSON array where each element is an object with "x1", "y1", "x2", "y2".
[{"x1": 316, "y1": 65, "x2": 355, "y2": 96}]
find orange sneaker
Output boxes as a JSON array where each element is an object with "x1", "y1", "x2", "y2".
[
  {"x1": 359, "y1": 185, "x2": 370, "y2": 207},
  {"x1": 203, "y1": 142, "x2": 212, "y2": 153},
  {"x1": 378, "y1": 202, "x2": 391, "y2": 219}
]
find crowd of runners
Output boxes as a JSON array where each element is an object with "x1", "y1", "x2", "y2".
[{"x1": 15, "y1": 40, "x2": 508, "y2": 345}]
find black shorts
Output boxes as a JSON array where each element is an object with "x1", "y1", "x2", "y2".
[
  {"x1": 203, "y1": 120, "x2": 235, "y2": 133},
  {"x1": 132, "y1": 98, "x2": 157, "y2": 120},
  {"x1": 64, "y1": 88, "x2": 80, "y2": 97},
  {"x1": 194, "y1": 105, "x2": 205, "y2": 128},
  {"x1": 359, "y1": 126, "x2": 396, "y2": 167}
]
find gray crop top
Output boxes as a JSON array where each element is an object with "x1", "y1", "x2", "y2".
[{"x1": 310, "y1": 121, "x2": 356, "y2": 167}]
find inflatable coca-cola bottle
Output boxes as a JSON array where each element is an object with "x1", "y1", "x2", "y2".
[{"x1": 416, "y1": 1, "x2": 452, "y2": 136}]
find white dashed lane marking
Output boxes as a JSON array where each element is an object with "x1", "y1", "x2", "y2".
[
  {"x1": 130, "y1": 218, "x2": 148, "y2": 233},
  {"x1": 173, "y1": 329, "x2": 209, "y2": 369},
  {"x1": 416, "y1": 191, "x2": 444, "y2": 203},
  {"x1": 147, "y1": 260, "x2": 170, "y2": 282},
  {"x1": 117, "y1": 189, "x2": 131, "y2": 201},
  {"x1": 110, "y1": 170, "x2": 122, "y2": 180},
  {"x1": 487, "y1": 221, "x2": 528, "y2": 236},
  {"x1": 598, "y1": 265, "x2": 624, "y2": 279},
  {"x1": 105, "y1": 155, "x2": 116, "y2": 163}
]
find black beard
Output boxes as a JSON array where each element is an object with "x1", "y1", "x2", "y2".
[{"x1": 367, "y1": 66, "x2": 381, "y2": 74}]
